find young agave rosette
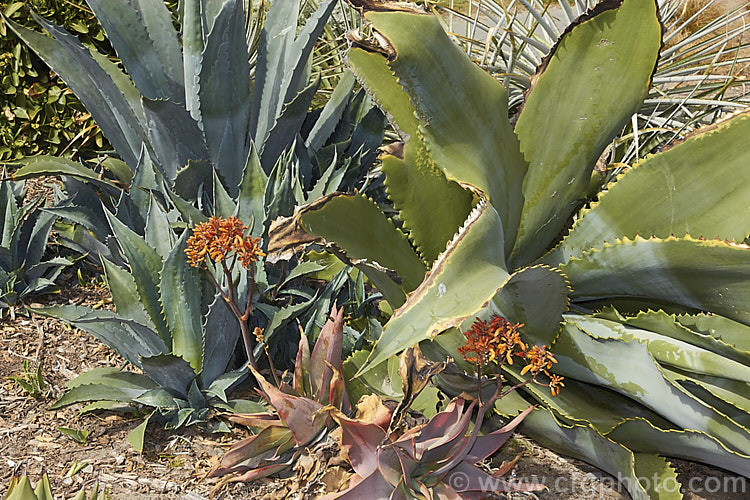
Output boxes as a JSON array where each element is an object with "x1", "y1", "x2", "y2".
[
  {"x1": 328, "y1": 399, "x2": 544, "y2": 499},
  {"x1": 209, "y1": 305, "x2": 350, "y2": 484}
]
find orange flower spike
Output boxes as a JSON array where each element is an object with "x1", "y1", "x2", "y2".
[
  {"x1": 185, "y1": 216, "x2": 265, "y2": 269},
  {"x1": 549, "y1": 374, "x2": 565, "y2": 396}
]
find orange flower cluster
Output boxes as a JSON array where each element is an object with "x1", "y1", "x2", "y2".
[
  {"x1": 459, "y1": 314, "x2": 564, "y2": 396},
  {"x1": 185, "y1": 216, "x2": 265, "y2": 269},
  {"x1": 458, "y1": 315, "x2": 526, "y2": 366}
]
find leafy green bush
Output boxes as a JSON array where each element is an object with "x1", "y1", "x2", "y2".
[{"x1": 0, "y1": 0, "x2": 115, "y2": 161}]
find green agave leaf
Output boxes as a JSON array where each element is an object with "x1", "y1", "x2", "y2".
[
  {"x1": 5, "y1": 474, "x2": 36, "y2": 500},
  {"x1": 201, "y1": 292, "x2": 241, "y2": 388},
  {"x1": 295, "y1": 192, "x2": 427, "y2": 294},
  {"x1": 676, "y1": 313, "x2": 750, "y2": 353},
  {"x1": 51, "y1": 383, "x2": 149, "y2": 409},
  {"x1": 494, "y1": 406, "x2": 653, "y2": 500},
  {"x1": 666, "y1": 369, "x2": 750, "y2": 418},
  {"x1": 160, "y1": 232, "x2": 204, "y2": 372},
  {"x1": 561, "y1": 236, "x2": 750, "y2": 327},
  {"x1": 127, "y1": 412, "x2": 154, "y2": 453},
  {"x1": 140, "y1": 354, "x2": 196, "y2": 399},
  {"x1": 632, "y1": 454, "x2": 682, "y2": 500},
  {"x1": 144, "y1": 195, "x2": 176, "y2": 259},
  {"x1": 607, "y1": 417, "x2": 750, "y2": 479},
  {"x1": 382, "y1": 138, "x2": 473, "y2": 265},
  {"x1": 101, "y1": 257, "x2": 153, "y2": 329},
  {"x1": 141, "y1": 98, "x2": 210, "y2": 183},
  {"x1": 551, "y1": 110, "x2": 750, "y2": 264},
  {"x1": 347, "y1": 47, "x2": 418, "y2": 139},
  {"x1": 181, "y1": 0, "x2": 203, "y2": 122},
  {"x1": 130, "y1": 0, "x2": 184, "y2": 94},
  {"x1": 86, "y1": 0, "x2": 181, "y2": 101},
  {"x1": 557, "y1": 319, "x2": 750, "y2": 455},
  {"x1": 250, "y1": 0, "x2": 336, "y2": 159},
  {"x1": 605, "y1": 309, "x2": 750, "y2": 367},
  {"x1": 32, "y1": 305, "x2": 167, "y2": 368},
  {"x1": 259, "y1": 76, "x2": 319, "y2": 172},
  {"x1": 6, "y1": 14, "x2": 146, "y2": 167},
  {"x1": 489, "y1": 264, "x2": 570, "y2": 346},
  {"x1": 367, "y1": 9, "x2": 527, "y2": 255},
  {"x1": 513, "y1": 0, "x2": 661, "y2": 265},
  {"x1": 22, "y1": 206, "x2": 57, "y2": 269},
  {"x1": 306, "y1": 70, "x2": 356, "y2": 151},
  {"x1": 33, "y1": 473, "x2": 54, "y2": 500},
  {"x1": 212, "y1": 169, "x2": 237, "y2": 219},
  {"x1": 361, "y1": 200, "x2": 508, "y2": 374},
  {"x1": 105, "y1": 209, "x2": 171, "y2": 345},
  {"x1": 571, "y1": 315, "x2": 750, "y2": 384},
  {"x1": 12, "y1": 156, "x2": 119, "y2": 194},
  {"x1": 199, "y1": 0, "x2": 250, "y2": 195},
  {"x1": 66, "y1": 367, "x2": 156, "y2": 391},
  {"x1": 237, "y1": 144, "x2": 268, "y2": 236}
]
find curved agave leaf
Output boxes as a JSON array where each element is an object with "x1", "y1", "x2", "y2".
[
  {"x1": 85, "y1": 0, "x2": 183, "y2": 102},
  {"x1": 101, "y1": 257, "x2": 153, "y2": 329},
  {"x1": 268, "y1": 193, "x2": 426, "y2": 305},
  {"x1": 550, "y1": 110, "x2": 750, "y2": 264},
  {"x1": 363, "y1": 8, "x2": 527, "y2": 255},
  {"x1": 676, "y1": 313, "x2": 750, "y2": 353},
  {"x1": 512, "y1": 0, "x2": 662, "y2": 265},
  {"x1": 199, "y1": 0, "x2": 251, "y2": 195},
  {"x1": 561, "y1": 236, "x2": 750, "y2": 327},
  {"x1": 347, "y1": 47, "x2": 418, "y2": 139},
  {"x1": 361, "y1": 201, "x2": 508, "y2": 374},
  {"x1": 5, "y1": 14, "x2": 146, "y2": 168},
  {"x1": 607, "y1": 417, "x2": 750, "y2": 479},
  {"x1": 382, "y1": 139, "x2": 473, "y2": 265},
  {"x1": 556, "y1": 319, "x2": 750, "y2": 455}
]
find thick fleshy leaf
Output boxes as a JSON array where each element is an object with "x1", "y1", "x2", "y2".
[
  {"x1": 556, "y1": 319, "x2": 750, "y2": 455},
  {"x1": 269, "y1": 193, "x2": 426, "y2": 299},
  {"x1": 309, "y1": 305, "x2": 344, "y2": 404},
  {"x1": 51, "y1": 383, "x2": 150, "y2": 409},
  {"x1": 361, "y1": 201, "x2": 508, "y2": 374},
  {"x1": 181, "y1": 0, "x2": 203, "y2": 121},
  {"x1": 237, "y1": 144, "x2": 268, "y2": 236},
  {"x1": 572, "y1": 315, "x2": 750, "y2": 384},
  {"x1": 326, "y1": 468, "x2": 397, "y2": 500},
  {"x1": 293, "y1": 330, "x2": 311, "y2": 397},
  {"x1": 7, "y1": 15, "x2": 145, "y2": 167},
  {"x1": 201, "y1": 293, "x2": 241, "y2": 387},
  {"x1": 144, "y1": 196, "x2": 175, "y2": 259},
  {"x1": 382, "y1": 138, "x2": 473, "y2": 265},
  {"x1": 12, "y1": 156, "x2": 119, "y2": 194},
  {"x1": 252, "y1": 368, "x2": 326, "y2": 446},
  {"x1": 337, "y1": 417, "x2": 386, "y2": 477},
  {"x1": 105, "y1": 209, "x2": 171, "y2": 345},
  {"x1": 199, "y1": 0, "x2": 250, "y2": 194},
  {"x1": 561, "y1": 236, "x2": 750, "y2": 327},
  {"x1": 366, "y1": 9, "x2": 527, "y2": 254},
  {"x1": 550, "y1": 110, "x2": 750, "y2": 264},
  {"x1": 160, "y1": 232, "x2": 203, "y2": 372},
  {"x1": 607, "y1": 417, "x2": 750, "y2": 478},
  {"x1": 513, "y1": 0, "x2": 661, "y2": 264},
  {"x1": 32, "y1": 306, "x2": 167, "y2": 368},
  {"x1": 347, "y1": 47, "x2": 418, "y2": 139},
  {"x1": 65, "y1": 367, "x2": 156, "y2": 391},
  {"x1": 101, "y1": 257, "x2": 153, "y2": 330},
  {"x1": 498, "y1": 406, "x2": 654, "y2": 500},
  {"x1": 127, "y1": 412, "x2": 154, "y2": 453},
  {"x1": 85, "y1": 0, "x2": 182, "y2": 101},
  {"x1": 141, "y1": 98, "x2": 209, "y2": 183},
  {"x1": 676, "y1": 312, "x2": 750, "y2": 353},
  {"x1": 140, "y1": 354, "x2": 196, "y2": 399},
  {"x1": 465, "y1": 406, "x2": 535, "y2": 463}
]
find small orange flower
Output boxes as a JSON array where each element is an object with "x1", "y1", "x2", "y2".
[
  {"x1": 253, "y1": 327, "x2": 265, "y2": 344},
  {"x1": 520, "y1": 344, "x2": 557, "y2": 376},
  {"x1": 548, "y1": 374, "x2": 565, "y2": 396},
  {"x1": 185, "y1": 216, "x2": 265, "y2": 268}
]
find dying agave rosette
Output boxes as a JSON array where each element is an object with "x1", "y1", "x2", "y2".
[
  {"x1": 209, "y1": 305, "x2": 350, "y2": 484},
  {"x1": 328, "y1": 399, "x2": 543, "y2": 499}
]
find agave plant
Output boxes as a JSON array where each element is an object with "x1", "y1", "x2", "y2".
[
  {"x1": 208, "y1": 305, "x2": 350, "y2": 485},
  {"x1": 0, "y1": 177, "x2": 70, "y2": 313},
  {"x1": 270, "y1": 0, "x2": 750, "y2": 497},
  {"x1": 434, "y1": 0, "x2": 750, "y2": 165}
]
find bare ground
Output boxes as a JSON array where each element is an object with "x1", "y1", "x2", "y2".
[{"x1": 0, "y1": 275, "x2": 747, "y2": 499}]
